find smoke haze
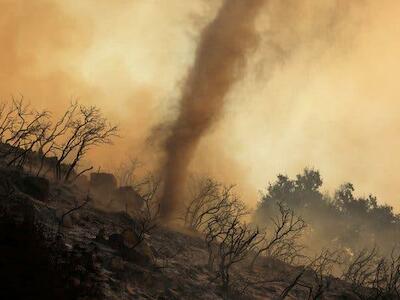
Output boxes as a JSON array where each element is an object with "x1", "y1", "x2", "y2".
[{"x1": 1, "y1": 1, "x2": 400, "y2": 210}]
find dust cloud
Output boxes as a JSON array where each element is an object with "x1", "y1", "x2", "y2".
[
  {"x1": 158, "y1": 0, "x2": 266, "y2": 220},
  {"x1": 1, "y1": 1, "x2": 400, "y2": 210}
]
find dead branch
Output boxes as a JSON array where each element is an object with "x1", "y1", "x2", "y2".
[
  {"x1": 185, "y1": 176, "x2": 248, "y2": 232},
  {"x1": 250, "y1": 201, "x2": 306, "y2": 269},
  {"x1": 342, "y1": 246, "x2": 400, "y2": 299},
  {"x1": 114, "y1": 157, "x2": 141, "y2": 187},
  {"x1": 217, "y1": 219, "x2": 259, "y2": 298},
  {"x1": 279, "y1": 249, "x2": 343, "y2": 300},
  {"x1": 57, "y1": 194, "x2": 91, "y2": 235},
  {"x1": 125, "y1": 174, "x2": 162, "y2": 250},
  {"x1": 55, "y1": 105, "x2": 118, "y2": 181}
]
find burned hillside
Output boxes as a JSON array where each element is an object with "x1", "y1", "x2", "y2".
[
  {"x1": 0, "y1": 163, "x2": 363, "y2": 300},
  {"x1": 2, "y1": 0, "x2": 400, "y2": 299},
  {"x1": 0, "y1": 120, "x2": 399, "y2": 299}
]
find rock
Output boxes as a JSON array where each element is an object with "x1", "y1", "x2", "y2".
[
  {"x1": 163, "y1": 288, "x2": 180, "y2": 300},
  {"x1": 108, "y1": 232, "x2": 154, "y2": 266},
  {"x1": 108, "y1": 233, "x2": 125, "y2": 250},
  {"x1": 21, "y1": 202, "x2": 36, "y2": 225},
  {"x1": 110, "y1": 257, "x2": 125, "y2": 271},
  {"x1": 123, "y1": 240, "x2": 155, "y2": 266},
  {"x1": 70, "y1": 277, "x2": 81, "y2": 288},
  {"x1": 63, "y1": 214, "x2": 73, "y2": 228},
  {"x1": 0, "y1": 178, "x2": 15, "y2": 198},
  {"x1": 157, "y1": 288, "x2": 180, "y2": 300},
  {"x1": 75, "y1": 174, "x2": 90, "y2": 190},
  {"x1": 56, "y1": 209, "x2": 74, "y2": 228},
  {"x1": 122, "y1": 229, "x2": 141, "y2": 248},
  {"x1": 90, "y1": 172, "x2": 117, "y2": 205},
  {"x1": 95, "y1": 228, "x2": 107, "y2": 242},
  {"x1": 90, "y1": 173, "x2": 117, "y2": 193},
  {"x1": 70, "y1": 211, "x2": 80, "y2": 222},
  {"x1": 136, "y1": 241, "x2": 155, "y2": 264},
  {"x1": 18, "y1": 176, "x2": 50, "y2": 202},
  {"x1": 112, "y1": 186, "x2": 144, "y2": 212},
  {"x1": 108, "y1": 230, "x2": 141, "y2": 249}
]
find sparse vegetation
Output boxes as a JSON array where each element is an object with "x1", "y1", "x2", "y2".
[
  {"x1": 114, "y1": 156, "x2": 141, "y2": 187},
  {"x1": 127, "y1": 173, "x2": 161, "y2": 249},
  {"x1": 203, "y1": 196, "x2": 258, "y2": 297},
  {"x1": 250, "y1": 201, "x2": 306, "y2": 269},
  {"x1": 184, "y1": 176, "x2": 248, "y2": 232},
  {"x1": 0, "y1": 98, "x2": 118, "y2": 182},
  {"x1": 255, "y1": 168, "x2": 400, "y2": 257},
  {"x1": 279, "y1": 249, "x2": 343, "y2": 300},
  {"x1": 341, "y1": 246, "x2": 400, "y2": 299},
  {"x1": 216, "y1": 219, "x2": 259, "y2": 298},
  {"x1": 0, "y1": 100, "x2": 400, "y2": 299},
  {"x1": 54, "y1": 104, "x2": 118, "y2": 181}
]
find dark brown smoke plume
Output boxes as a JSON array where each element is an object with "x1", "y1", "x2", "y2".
[{"x1": 160, "y1": 0, "x2": 266, "y2": 221}]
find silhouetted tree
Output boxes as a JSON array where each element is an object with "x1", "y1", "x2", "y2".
[
  {"x1": 0, "y1": 97, "x2": 50, "y2": 168},
  {"x1": 255, "y1": 168, "x2": 400, "y2": 257},
  {"x1": 184, "y1": 176, "x2": 248, "y2": 232},
  {"x1": 54, "y1": 104, "x2": 118, "y2": 181},
  {"x1": 342, "y1": 246, "x2": 400, "y2": 299},
  {"x1": 217, "y1": 219, "x2": 259, "y2": 299},
  {"x1": 203, "y1": 187, "x2": 248, "y2": 270},
  {"x1": 279, "y1": 249, "x2": 343, "y2": 300},
  {"x1": 114, "y1": 156, "x2": 141, "y2": 187},
  {"x1": 36, "y1": 102, "x2": 78, "y2": 176},
  {"x1": 250, "y1": 201, "x2": 306, "y2": 269},
  {"x1": 127, "y1": 173, "x2": 161, "y2": 249}
]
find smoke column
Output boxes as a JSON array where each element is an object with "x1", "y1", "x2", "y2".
[{"x1": 160, "y1": 0, "x2": 266, "y2": 220}]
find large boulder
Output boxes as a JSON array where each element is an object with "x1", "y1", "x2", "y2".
[
  {"x1": 112, "y1": 186, "x2": 144, "y2": 212},
  {"x1": 90, "y1": 173, "x2": 117, "y2": 191},
  {"x1": 89, "y1": 173, "x2": 117, "y2": 202},
  {"x1": 18, "y1": 176, "x2": 50, "y2": 202},
  {"x1": 74, "y1": 174, "x2": 90, "y2": 191},
  {"x1": 108, "y1": 232, "x2": 154, "y2": 266}
]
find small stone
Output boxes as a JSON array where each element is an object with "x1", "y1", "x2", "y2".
[
  {"x1": 71, "y1": 211, "x2": 80, "y2": 221},
  {"x1": 108, "y1": 233, "x2": 124, "y2": 249},
  {"x1": 62, "y1": 213, "x2": 73, "y2": 228},
  {"x1": 110, "y1": 257, "x2": 125, "y2": 271},
  {"x1": 95, "y1": 228, "x2": 106, "y2": 242},
  {"x1": 18, "y1": 176, "x2": 50, "y2": 202},
  {"x1": 122, "y1": 229, "x2": 140, "y2": 248},
  {"x1": 70, "y1": 277, "x2": 81, "y2": 287}
]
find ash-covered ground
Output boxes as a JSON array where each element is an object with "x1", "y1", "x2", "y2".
[{"x1": 0, "y1": 165, "x2": 361, "y2": 300}]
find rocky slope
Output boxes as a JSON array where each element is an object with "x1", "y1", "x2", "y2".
[{"x1": 0, "y1": 167, "x2": 360, "y2": 300}]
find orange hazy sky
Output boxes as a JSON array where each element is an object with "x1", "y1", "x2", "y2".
[{"x1": 1, "y1": 0, "x2": 400, "y2": 210}]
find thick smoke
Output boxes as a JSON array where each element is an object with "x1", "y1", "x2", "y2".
[
  {"x1": 4, "y1": 1, "x2": 400, "y2": 211},
  {"x1": 159, "y1": 0, "x2": 266, "y2": 220}
]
